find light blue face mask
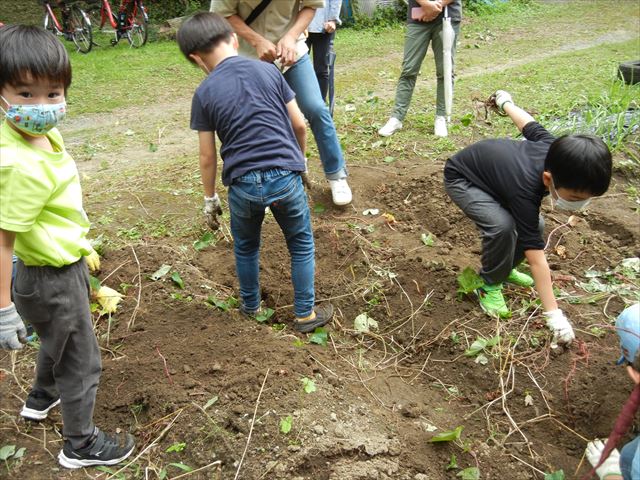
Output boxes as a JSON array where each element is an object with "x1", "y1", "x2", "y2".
[
  {"x1": 0, "y1": 95, "x2": 66, "y2": 135},
  {"x1": 550, "y1": 179, "x2": 591, "y2": 211}
]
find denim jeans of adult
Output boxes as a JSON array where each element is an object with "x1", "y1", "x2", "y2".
[
  {"x1": 284, "y1": 54, "x2": 346, "y2": 180},
  {"x1": 306, "y1": 31, "x2": 335, "y2": 102},
  {"x1": 620, "y1": 435, "x2": 640, "y2": 480},
  {"x1": 392, "y1": 21, "x2": 460, "y2": 120},
  {"x1": 228, "y1": 168, "x2": 315, "y2": 318},
  {"x1": 445, "y1": 175, "x2": 544, "y2": 285}
]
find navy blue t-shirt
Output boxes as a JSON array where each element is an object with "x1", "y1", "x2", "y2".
[
  {"x1": 190, "y1": 55, "x2": 305, "y2": 186},
  {"x1": 444, "y1": 122, "x2": 555, "y2": 251}
]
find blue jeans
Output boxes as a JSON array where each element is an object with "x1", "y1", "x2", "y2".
[
  {"x1": 228, "y1": 168, "x2": 315, "y2": 318},
  {"x1": 284, "y1": 54, "x2": 346, "y2": 180},
  {"x1": 620, "y1": 435, "x2": 640, "y2": 480}
]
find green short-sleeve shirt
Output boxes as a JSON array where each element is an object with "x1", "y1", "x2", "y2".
[
  {"x1": 0, "y1": 121, "x2": 92, "y2": 267},
  {"x1": 211, "y1": 0, "x2": 324, "y2": 59}
]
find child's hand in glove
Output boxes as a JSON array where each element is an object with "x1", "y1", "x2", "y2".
[{"x1": 204, "y1": 194, "x2": 223, "y2": 231}]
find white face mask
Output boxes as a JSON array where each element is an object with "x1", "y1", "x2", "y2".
[{"x1": 550, "y1": 180, "x2": 591, "y2": 211}]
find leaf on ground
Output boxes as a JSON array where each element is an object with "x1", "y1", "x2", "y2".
[
  {"x1": 13, "y1": 447, "x2": 25, "y2": 459},
  {"x1": 193, "y1": 231, "x2": 215, "y2": 251},
  {"x1": 465, "y1": 337, "x2": 488, "y2": 357},
  {"x1": 309, "y1": 327, "x2": 328, "y2": 346},
  {"x1": 301, "y1": 377, "x2": 317, "y2": 394},
  {"x1": 171, "y1": 271, "x2": 185, "y2": 289},
  {"x1": 255, "y1": 307, "x2": 275, "y2": 323},
  {"x1": 446, "y1": 453, "x2": 458, "y2": 470},
  {"x1": 428, "y1": 425, "x2": 463, "y2": 443},
  {"x1": 313, "y1": 203, "x2": 326, "y2": 214},
  {"x1": 457, "y1": 267, "x2": 484, "y2": 295},
  {"x1": 280, "y1": 415, "x2": 293, "y2": 434},
  {"x1": 383, "y1": 156, "x2": 396, "y2": 163},
  {"x1": 362, "y1": 208, "x2": 380, "y2": 216},
  {"x1": 168, "y1": 462, "x2": 193, "y2": 472},
  {"x1": 206, "y1": 296, "x2": 229, "y2": 311},
  {"x1": 474, "y1": 353, "x2": 488, "y2": 365},
  {"x1": 150, "y1": 264, "x2": 171, "y2": 281},
  {"x1": 89, "y1": 275, "x2": 101, "y2": 292},
  {"x1": 457, "y1": 467, "x2": 480, "y2": 480},
  {"x1": 0, "y1": 445, "x2": 16, "y2": 461},
  {"x1": 203, "y1": 396, "x2": 219, "y2": 410},
  {"x1": 420, "y1": 232, "x2": 435, "y2": 246},
  {"x1": 354, "y1": 313, "x2": 378, "y2": 333},
  {"x1": 166, "y1": 442, "x2": 186, "y2": 453},
  {"x1": 544, "y1": 471, "x2": 565, "y2": 480},
  {"x1": 524, "y1": 394, "x2": 534, "y2": 406}
]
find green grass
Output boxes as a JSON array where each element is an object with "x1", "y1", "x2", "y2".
[{"x1": 67, "y1": 42, "x2": 200, "y2": 114}]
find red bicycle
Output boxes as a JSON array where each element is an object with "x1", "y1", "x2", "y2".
[
  {"x1": 42, "y1": 1, "x2": 93, "y2": 53},
  {"x1": 86, "y1": 0, "x2": 148, "y2": 47}
]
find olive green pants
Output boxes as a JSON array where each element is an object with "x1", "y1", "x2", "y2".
[{"x1": 392, "y1": 21, "x2": 460, "y2": 120}]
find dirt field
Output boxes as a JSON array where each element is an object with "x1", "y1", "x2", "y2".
[{"x1": 1, "y1": 1, "x2": 639, "y2": 479}]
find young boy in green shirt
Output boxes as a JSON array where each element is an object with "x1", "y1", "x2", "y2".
[
  {"x1": 0, "y1": 25, "x2": 134, "y2": 468},
  {"x1": 444, "y1": 90, "x2": 612, "y2": 345}
]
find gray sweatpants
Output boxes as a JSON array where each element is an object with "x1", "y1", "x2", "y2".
[
  {"x1": 444, "y1": 175, "x2": 544, "y2": 285},
  {"x1": 13, "y1": 259, "x2": 100, "y2": 449}
]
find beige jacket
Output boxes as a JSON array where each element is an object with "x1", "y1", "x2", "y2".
[{"x1": 211, "y1": 0, "x2": 325, "y2": 59}]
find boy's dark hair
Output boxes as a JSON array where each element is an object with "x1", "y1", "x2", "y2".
[
  {"x1": 0, "y1": 25, "x2": 71, "y2": 92},
  {"x1": 544, "y1": 134, "x2": 612, "y2": 195},
  {"x1": 177, "y1": 12, "x2": 233, "y2": 64}
]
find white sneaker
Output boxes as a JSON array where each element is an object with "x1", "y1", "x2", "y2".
[
  {"x1": 378, "y1": 117, "x2": 402, "y2": 137},
  {"x1": 328, "y1": 178, "x2": 352, "y2": 206},
  {"x1": 434, "y1": 115, "x2": 448, "y2": 137}
]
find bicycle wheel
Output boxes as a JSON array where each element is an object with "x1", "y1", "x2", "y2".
[
  {"x1": 126, "y1": 1, "x2": 148, "y2": 48},
  {"x1": 86, "y1": 6, "x2": 118, "y2": 46},
  {"x1": 69, "y1": 5, "x2": 93, "y2": 53}
]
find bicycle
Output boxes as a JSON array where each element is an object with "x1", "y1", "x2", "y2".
[
  {"x1": 86, "y1": 0, "x2": 148, "y2": 48},
  {"x1": 42, "y1": 1, "x2": 93, "y2": 54}
]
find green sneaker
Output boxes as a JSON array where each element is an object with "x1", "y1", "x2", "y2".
[
  {"x1": 506, "y1": 269, "x2": 534, "y2": 288},
  {"x1": 475, "y1": 283, "x2": 511, "y2": 319}
]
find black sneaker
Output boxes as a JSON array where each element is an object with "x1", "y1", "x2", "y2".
[
  {"x1": 294, "y1": 303, "x2": 334, "y2": 333},
  {"x1": 20, "y1": 389, "x2": 60, "y2": 421},
  {"x1": 58, "y1": 427, "x2": 135, "y2": 469}
]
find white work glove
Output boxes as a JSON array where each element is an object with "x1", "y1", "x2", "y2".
[
  {"x1": 494, "y1": 90, "x2": 513, "y2": 113},
  {"x1": 543, "y1": 309, "x2": 575, "y2": 347},
  {"x1": 85, "y1": 250, "x2": 101, "y2": 272},
  {"x1": 203, "y1": 194, "x2": 223, "y2": 231},
  {"x1": 585, "y1": 439, "x2": 621, "y2": 480},
  {"x1": 301, "y1": 157, "x2": 311, "y2": 189},
  {"x1": 0, "y1": 303, "x2": 27, "y2": 350}
]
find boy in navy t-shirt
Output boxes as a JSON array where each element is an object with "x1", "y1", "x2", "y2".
[
  {"x1": 444, "y1": 90, "x2": 612, "y2": 346},
  {"x1": 177, "y1": 12, "x2": 333, "y2": 332}
]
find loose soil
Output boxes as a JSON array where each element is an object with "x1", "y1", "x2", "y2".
[{"x1": 1, "y1": 3, "x2": 639, "y2": 480}]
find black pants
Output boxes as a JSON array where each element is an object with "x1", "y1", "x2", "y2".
[
  {"x1": 445, "y1": 175, "x2": 544, "y2": 285},
  {"x1": 13, "y1": 259, "x2": 100, "y2": 449},
  {"x1": 306, "y1": 31, "x2": 335, "y2": 102}
]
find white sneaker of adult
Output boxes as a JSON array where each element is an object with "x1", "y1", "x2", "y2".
[
  {"x1": 328, "y1": 178, "x2": 352, "y2": 206},
  {"x1": 378, "y1": 117, "x2": 403, "y2": 137},
  {"x1": 434, "y1": 115, "x2": 448, "y2": 137}
]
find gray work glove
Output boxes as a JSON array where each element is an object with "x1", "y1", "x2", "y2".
[
  {"x1": 203, "y1": 194, "x2": 223, "y2": 231},
  {"x1": 0, "y1": 303, "x2": 27, "y2": 350}
]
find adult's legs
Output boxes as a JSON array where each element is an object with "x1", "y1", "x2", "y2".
[
  {"x1": 306, "y1": 31, "x2": 335, "y2": 102},
  {"x1": 445, "y1": 177, "x2": 518, "y2": 285},
  {"x1": 431, "y1": 21, "x2": 460, "y2": 117},
  {"x1": 284, "y1": 54, "x2": 346, "y2": 180},
  {"x1": 391, "y1": 22, "x2": 433, "y2": 121}
]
